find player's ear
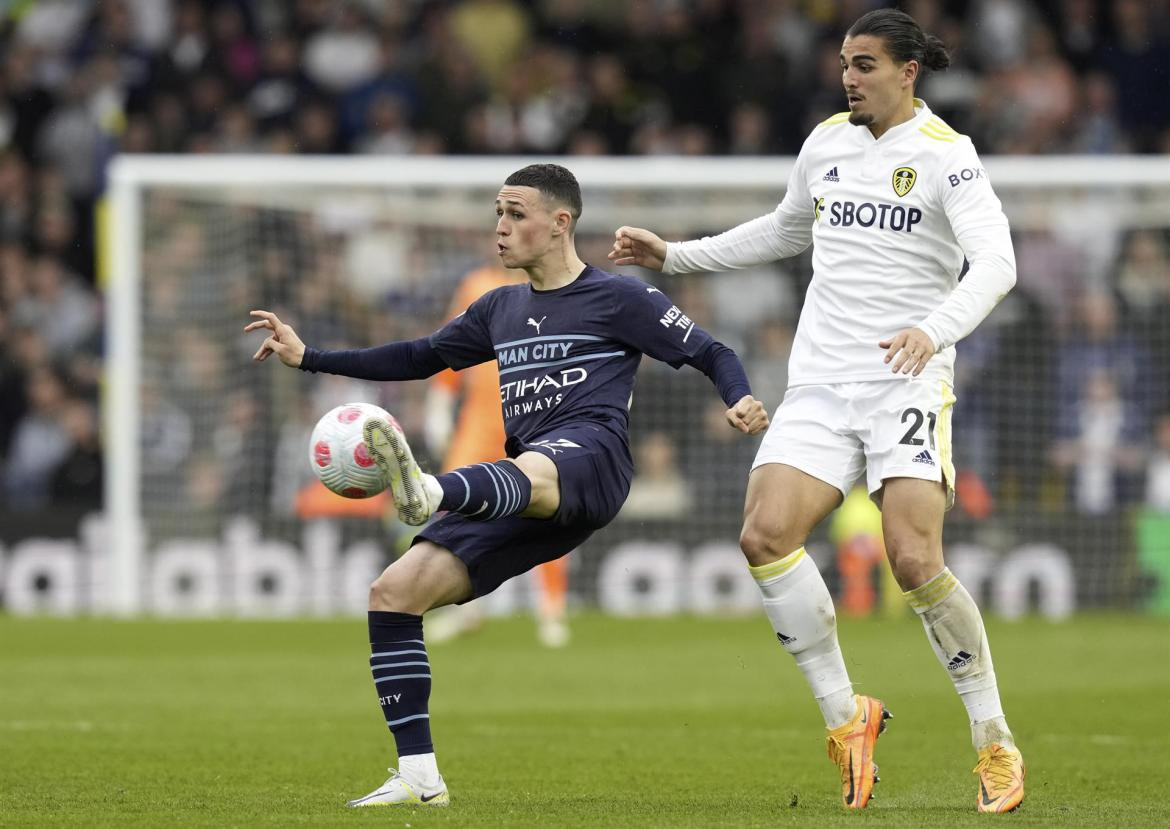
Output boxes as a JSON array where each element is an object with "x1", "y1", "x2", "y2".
[
  {"x1": 553, "y1": 208, "x2": 572, "y2": 236},
  {"x1": 904, "y1": 59, "x2": 920, "y2": 88}
]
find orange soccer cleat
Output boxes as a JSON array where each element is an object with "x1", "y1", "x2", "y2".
[
  {"x1": 974, "y1": 743, "x2": 1025, "y2": 813},
  {"x1": 825, "y1": 694, "x2": 891, "y2": 809}
]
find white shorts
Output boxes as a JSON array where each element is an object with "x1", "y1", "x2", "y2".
[{"x1": 752, "y1": 377, "x2": 956, "y2": 506}]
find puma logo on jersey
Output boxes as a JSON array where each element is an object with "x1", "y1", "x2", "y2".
[{"x1": 527, "y1": 316, "x2": 547, "y2": 334}]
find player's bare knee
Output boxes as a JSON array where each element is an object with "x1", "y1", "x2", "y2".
[
  {"x1": 887, "y1": 542, "x2": 943, "y2": 591},
  {"x1": 739, "y1": 522, "x2": 805, "y2": 567},
  {"x1": 369, "y1": 570, "x2": 415, "y2": 613}
]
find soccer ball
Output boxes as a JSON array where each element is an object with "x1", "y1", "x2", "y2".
[{"x1": 308, "y1": 402, "x2": 392, "y2": 498}]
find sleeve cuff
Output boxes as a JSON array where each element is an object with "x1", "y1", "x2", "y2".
[
  {"x1": 662, "y1": 243, "x2": 679, "y2": 274},
  {"x1": 915, "y1": 321, "x2": 945, "y2": 352}
]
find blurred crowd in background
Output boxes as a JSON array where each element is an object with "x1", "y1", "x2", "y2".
[{"x1": 1, "y1": 0, "x2": 1169, "y2": 526}]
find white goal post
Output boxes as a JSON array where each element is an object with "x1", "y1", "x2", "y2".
[{"x1": 103, "y1": 155, "x2": 1170, "y2": 616}]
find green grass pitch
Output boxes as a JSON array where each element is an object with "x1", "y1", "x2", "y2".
[{"x1": 2, "y1": 613, "x2": 1168, "y2": 827}]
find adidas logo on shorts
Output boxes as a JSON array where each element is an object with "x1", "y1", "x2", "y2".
[{"x1": 912, "y1": 449, "x2": 935, "y2": 466}]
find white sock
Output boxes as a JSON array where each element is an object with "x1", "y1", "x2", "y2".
[
  {"x1": 751, "y1": 547, "x2": 856, "y2": 729},
  {"x1": 903, "y1": 568, "x2": 1014, "y2": 751},
  {"x1": 422, "y1": 474, "x2": 443, "y2": 509},
  {"x1": 398, "y1": 752, "x2": 441, "y2": 788}
]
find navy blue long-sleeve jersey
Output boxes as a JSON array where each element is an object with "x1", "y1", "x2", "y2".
[{"x1": 301, "y1": 265, "x2": 751, "y2": 452}]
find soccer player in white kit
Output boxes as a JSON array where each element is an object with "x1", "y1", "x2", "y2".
[{"x1": 610, "y1": 8, "x2": 1025, "y2": 815}]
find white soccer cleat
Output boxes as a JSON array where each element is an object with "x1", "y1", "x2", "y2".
[
  {"x1": 425, "y1": 603, "x2": 488, "y2": 645},
  {"x1": 362, "y1": 415, "x2": 441, "y2": 526},
  {"x1": 346, "y1": 768, "x2": 449, "y2": 808},
  {"x1": 537, "y1": 617, "x2": 570, "y2": 648}
]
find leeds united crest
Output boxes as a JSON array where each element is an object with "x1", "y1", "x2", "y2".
[{"x1": 892, "y1": 167, "x2": 917, "y2": 197}]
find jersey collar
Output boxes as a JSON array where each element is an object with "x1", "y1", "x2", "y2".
[{"x1": 860, "y1": 97, "x2": 932, "y2": 145}]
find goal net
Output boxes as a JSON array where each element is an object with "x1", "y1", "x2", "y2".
[{"x1": 101, "y1": 156, "x2": 1170, "y2": 618}]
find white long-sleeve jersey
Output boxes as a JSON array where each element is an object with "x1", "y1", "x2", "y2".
[{"x1": 664, "y1": 99, "x2": 1016, "y2": 388}]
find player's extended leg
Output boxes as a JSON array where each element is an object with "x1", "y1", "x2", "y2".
[
  {"x1": 740, "y1": 463, "x2": 890, "y2": 809},
  {"x1": 881, "y1": 477, "x2": 1025, "y2": 814},
  {"x1": 363, "y1": 415, "x2": 559, "y2": 525},
  {"x1": 347, "y1": 541, "x2": 472, "y2": 809}
]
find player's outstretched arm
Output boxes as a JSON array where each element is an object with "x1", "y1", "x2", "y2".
[
  {"x1": 617, "y1": 278, "x2": 768, "y2": 435},
  {"x1": 246, "y1": 309, "x2": 452, "y2": 381},
  {"x1": 246, "y1": 310, "x2": 306, "y2": 367},
  {"x1": 615, "y1": 207, "x2": 813, "y2": 276},
  {"x1": 608, "y1": 226, "x2": 667, "y2": 271}
]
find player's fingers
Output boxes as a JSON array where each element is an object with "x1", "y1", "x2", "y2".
[
  {"x1": 249, "y1": 309, "x2": 282, "y2": 326},
  {"x1": 902, "y1": 344, "x2": 928, "y2": 374},
  {"x1": 742, "y1": 402, "x2": 763, "y2": 424},
  {"x1": 243, "y1": 319, "x2": 273, "y2": 332},
  {"x1": 255, "y1": 336, "x2": 281, "y2": 361},
  {"x1": 883, "y1": 334, "x2": 906, "y2": 364}
]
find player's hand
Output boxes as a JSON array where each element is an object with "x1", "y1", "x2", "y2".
[
  {"x1": 879, "y1": 327, "x2": 936, "y2": 376},
  {"x1": 608, "y1": 226, "x2": 667, "y2": 271},
  {"x1": 245, "y1": 310, "x2": 306, "y2": 367},
  {"x1": 726, "y1": 395, "x2": 769, "y2": 435}
]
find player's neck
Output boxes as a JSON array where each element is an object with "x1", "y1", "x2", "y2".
[
  {"x1": 525, "y1": 248, "x2": 587, "y2": 291},
  {"x1": 868, "y1": 97, "x2": 918, "y2": 140}
]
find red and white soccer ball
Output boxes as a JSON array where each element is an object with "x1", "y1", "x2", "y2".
[{"x1": 308, "y1": 402, "x2": 391, "y2": 498}]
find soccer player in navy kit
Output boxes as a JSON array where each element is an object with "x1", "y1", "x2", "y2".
[{"x1": 246, "y1": 164, "x2": 768, "y2": 807}]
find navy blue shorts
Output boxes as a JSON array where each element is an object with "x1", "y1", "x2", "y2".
[{"x1": 415, "y1": 423, "x2": 632, "y2": 598}]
